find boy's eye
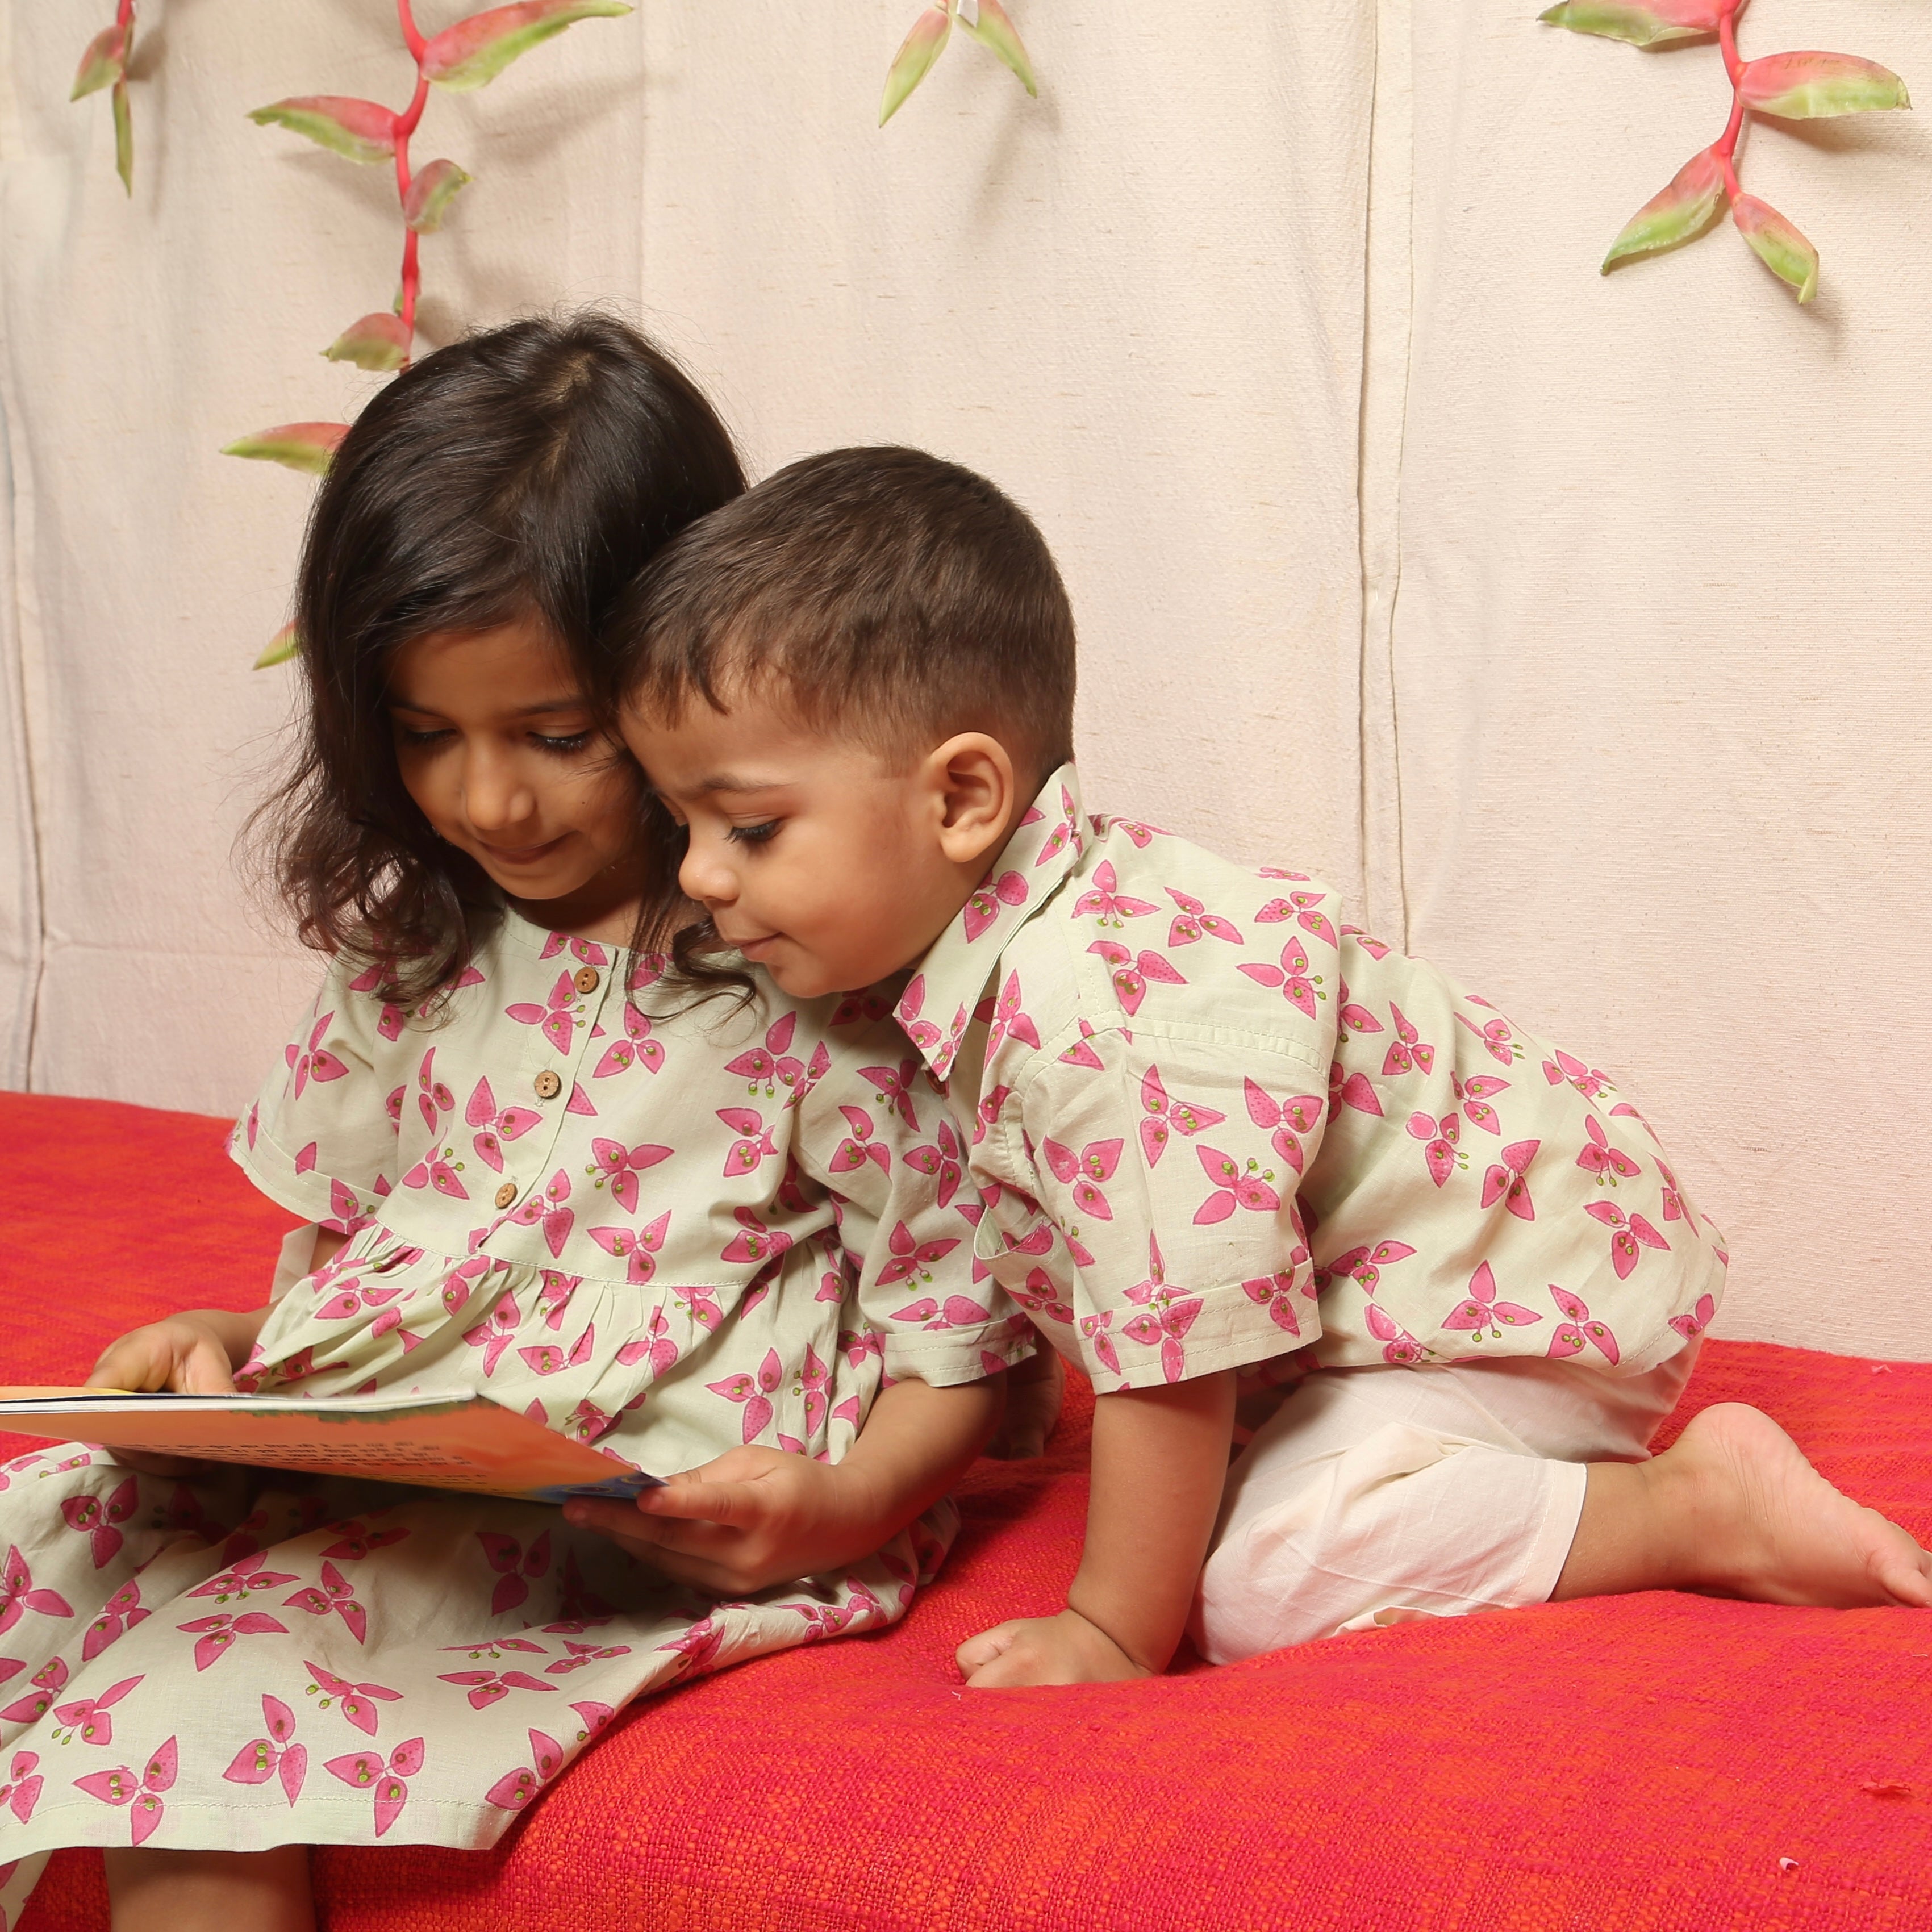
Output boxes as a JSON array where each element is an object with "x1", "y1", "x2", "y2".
[{"x1": 726, "y1": 820, "x2": 780, "y2": 847}]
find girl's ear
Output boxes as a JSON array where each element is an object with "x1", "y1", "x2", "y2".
[{"x1": 928, "y1": 733, "x2": 1018, "y2": 867}]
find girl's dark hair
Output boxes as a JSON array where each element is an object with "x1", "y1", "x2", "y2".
[{"x1": 260, "y1": 312, "x2": 745, "y2": 1002}]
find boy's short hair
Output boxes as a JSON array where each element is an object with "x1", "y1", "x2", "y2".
[{"x1": 618, "y1": 445, "x2": 1076, "y2": 781}]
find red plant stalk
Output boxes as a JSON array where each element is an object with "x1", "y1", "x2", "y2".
[{"x1": 394, "y1": 0, "x2": 432, "y2": 352}]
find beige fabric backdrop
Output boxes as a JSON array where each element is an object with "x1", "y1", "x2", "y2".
[{"x1": 0, "y1": 1, "x2": 1926, "y2": 1357}]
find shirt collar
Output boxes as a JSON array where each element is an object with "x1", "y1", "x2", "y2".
[{"x1": 893, "y1": 762, "x2": 1086, "y2": 1079}]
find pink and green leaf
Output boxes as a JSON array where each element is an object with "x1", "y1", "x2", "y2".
[
  {"x1": 1538, "y1": 2, "x2": 1724, "y2": 48},
  {"x1": 880, "y1": 4, "x2": 952, "y2": 126},
  {"x1": 1739, "y1": 52, "x2": 1910, "y2": 118},
  {"x1": 420, "y1": 1, "x2": 633, "y2": 93},
  {"x1": 247, "y1": 97, "x2": 398, "y2": 165},
  {"x1": 958, "y1": 0, "x2": 1037, "y2": 96},
  {"x1": 112, "y1": 76, "x2": 133, "y2": 194},
  {"x1": 254, "y1": 625, "x2": 301, "y2": 671},
  {"x1": 322, "y1": 313, "x2": 411, "y2": 372},
  {"x1": 1731, "y1": 194, "x2": 1819, "y2": 302},
  {"x1": 221, "y1": 423, "x2": 351, "y2": 475},
  {"x1": 403, "y1": 160, "x2": 473, "y2": 233},
  {"x1": 1601, "y1": 144, "x2": 1726, "y2": 270},
  {"x1": 71, "y1": 21, "x2": 130, "y2": 101}
]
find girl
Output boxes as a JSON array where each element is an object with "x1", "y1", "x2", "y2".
[{"x1": 0, "y1": 318, "x2": 1027, "y2": 1931}]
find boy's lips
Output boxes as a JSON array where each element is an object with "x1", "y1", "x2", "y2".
[{"x1": 725, "y1": 931, "x2": 780, "y2": 959}]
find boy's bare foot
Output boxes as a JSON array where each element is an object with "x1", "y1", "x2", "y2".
[{"x1": 1557, "y1": 1401, "x2": 1932, "y2": 1610}]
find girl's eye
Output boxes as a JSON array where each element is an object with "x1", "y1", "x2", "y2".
[
  {"x1": 532, "y1": 731, "x2": 592, "y2": 755},
  {"x1": 397, "y1": 725, "x2": 452, "y2": 748},
  {"x1": 727, "y1": 821, "x2": 780, "y2": 847}
]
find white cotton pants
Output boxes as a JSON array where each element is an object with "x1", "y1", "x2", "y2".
[{"x1": 1191, "y1": 1343, "x2": 1701, "y2": 1663}]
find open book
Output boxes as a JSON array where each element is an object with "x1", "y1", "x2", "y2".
[{"x1": 0, "y1": 1388, "x2": 661, "y2": 1506}]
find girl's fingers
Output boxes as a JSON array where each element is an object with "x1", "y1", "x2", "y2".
[
  {"x1": 180, "y1": 1341, "x2": 238, "y2": 1396},
  {"x1": 636, "y1": 1478, "x2": 767, "y2": 1528}
]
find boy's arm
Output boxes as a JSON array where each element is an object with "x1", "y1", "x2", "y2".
[
  {"x1": 564, "y1": 1372, "x2": 1002, "y2": 1594},
  {"x1": 955, "y1": 1369, "x2": 1234, "y2": 1686}
]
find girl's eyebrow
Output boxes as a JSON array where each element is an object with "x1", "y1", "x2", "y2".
[{"x1": 387, "y1": 696, "x2": 586, "y2": 717}]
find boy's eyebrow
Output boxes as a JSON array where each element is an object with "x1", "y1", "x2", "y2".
[{"x1": 695, "y1": 772, "x2": 786, "y2": 794}]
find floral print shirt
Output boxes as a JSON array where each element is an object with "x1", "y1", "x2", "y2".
[{"x1": 891, "y1": 765, "x2": 1727, "y2": 1393}]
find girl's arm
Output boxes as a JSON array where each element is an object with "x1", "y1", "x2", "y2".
[
  {"x1": 954, "y1": 1369, "x2": 1236, "y2": 1686},
  {"x1": 564, "y1": 1371, "x2": 1003, "y2": 1594}
]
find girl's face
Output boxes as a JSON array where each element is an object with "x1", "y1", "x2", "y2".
[{"x1": 387, "y1": 618, "x2": 640, "y2": 938}]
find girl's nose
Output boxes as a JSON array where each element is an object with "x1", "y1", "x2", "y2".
[{"x1": 460, "y1": 748, "x2": 537, "y2": 833}]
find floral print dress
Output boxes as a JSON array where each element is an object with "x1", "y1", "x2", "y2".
[{"x1": 0, "y1": 911, "x2": 1026, "y2": 1919}]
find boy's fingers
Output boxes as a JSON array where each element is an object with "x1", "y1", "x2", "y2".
[{"x1": 954, "y1": 1621, "x2": 1022, "y2": 1676}]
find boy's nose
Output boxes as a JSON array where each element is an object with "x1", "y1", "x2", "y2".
[{"x1": 679, "y1": 839, "x2": 737, "y2": 910}]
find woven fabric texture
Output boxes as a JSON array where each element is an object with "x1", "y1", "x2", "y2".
[{"x1": 3, "y1": 1090, "x2": 1929, "y2": 1930}]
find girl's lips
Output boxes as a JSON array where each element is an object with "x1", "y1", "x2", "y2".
[{"x1": 478, "y1": 835, "x2": 568, "y2": 866}]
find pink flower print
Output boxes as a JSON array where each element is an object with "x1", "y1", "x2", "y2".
[
  {"x1": 313, "y1": 1271, "x2": 409, "y2": 1326},
  {"x1": 1340, "y1": 922, "x2": 1393, "y2": 960},
  {"x1": 1074, "y1": 860, "x2": 1158, "y2": 928},
  {"x1": 1456, "y1": 1007, "x2": 1522, "y2": 1067},
  {"x1": 591, "y1": 1000, "x2": 666, "y2": 1079},
  {"x1": 282, "y1": 1563, "x2": 369, "y2": 1643},
  {"x1": 1042, "y1": 1137, "x2": 1125, "y2": 1220},
  {"x1": 1255, "y1": 888, "x2": 1339, "y2": 949},
  {"x1": 1138, "y1": 1066, "x2": 1226, "y2": 1167},
  {"x1": 76, "y1": 1736, "x2": 177, "y2": 1846},
  {"x1": 1011, "y1": 1266, "x2": 1074, "y2": 1326},
  {"x1": 1670, "y1": 1291, "x2": 1717, "y2": 1341},
  {"x1": 1406, "y1": 1109, "x2": 1468, "y2": 1188},
  {"x1": 1059, "y1": 1022, "x2": 1105, "y2": 1071},
  {"x1": 510, "y1": 1170, "x2": 576, "y2": 1257},
  {"x1": 462, "y1": 1289, "x2": 525, "y2": 1377},
  {"x1": 60, "y1": 1477, "x2": 139, "y2": 1568},
  {"x1": 717, "y1": 1107, "x2": 779, "y2": 1178},
  {"x1": 477, "y1": 1530, "x2": 553, "y2": 1616},
  {"x1": 506, "y1": 970, "x2": 583, "y2": 1055},
  {"x1": 324, "y1": 1735, "x2": 423, "y2": 1837},
  {"x1": 484, "y1": 1729, "x2": 565, "y2": 1813},
  {"x1": 793, "y1": 1345, "x2": 833, "y2": 1441},
  {"x1": 1442, "y1": 1262, "x2": 1542, "y2": 1341},
  {"x1": 964, "y1": 869, "x2": 1029, "y2": 941},
  {"x1": 0, "y1": 1657, "x2": 68, "y2": 1725},
  {"x1": 1193, "y1": 1144, "x2": 1282, "y2": 1225},
  {"x1": 895, "y1": 976, "x2": 969, "y2": 1069},
  {"x1": 1543, "y1": 1048, "x2": 1612, "y2": 1099},
  {"x1": 1238, "y1": 935, "x2": 1323, "y2": 1020},
  {"x1": 1335, "y1": 978, "x2": 1384, "y2": 1037},
  {"x1": 1656, "y1": 1161, "x2": 1685, "y2": 1222},
  {"x1": 186, "y1": 1550, "x2": 300, "y2": 1606},
  {"x1": 1100, "y1": 814, "x2": 1161, "y2": 847},
  {"x1": 399, "y1": 1138, "x2": 469, "y2": 1201},
  {"x1": 1328, "y1": 1061, "x2": 1384, "y2": 1119},
  {"x1": 1381, "y1": 1004, "x2": 1436, "y2": 1077},
  {"x1": 1121, "y1": 1238, "x2": 1205, "y2": 1383},
  {"x1": 0, "y1": 1547, "x2": 72, "y2": 1634},
  {"x1": 831, "y1": 989, "x2": 891, "y2": 1029},
  {"x1": 518, "y1": 1322, "x2": 595, "y2": 1378},
  {"x1": 721, "y1": 1205, "x2": 795, "y2": 1267},
  {"x1": 904, "y1": 1118, "x2": 965, "y2": 1208},
  {"x1": 532, "y1": 1271, "x2": 579, "y2": 1332},
  {"x1": 539, "y1": 933, "x2": 608, "y2": 966},
  {"x1": 178, "y1": 1610, "x2": 289, "y2": 1672},
  {"x1": 222, "y1": 1696, "x2": 307, "y2": 1806},
  {"x1": 1480, "y1": 1140, "x2": 1541, "y2": 1220},
  {"x1": 1031, "y1": 795, "x2": 1077, "y2": 867},
  {"x1": 1240, "y1": 1262, "x2": 1309, "y2": 1338},
  {"x1": 1164, "y1": 887, "x2": 1242, "y2": 948},
  {"x1": 1365, "y1": 1303, "x2": 1428, "y2": 1364},
  {"x1": 585, "y1": 1137, "x2": 673, "y2": 1215},
  {"x1": 82, "y1": 1578, "x2": 149, "y2": 1661},
  {"x1": 986, "y1": 971, "x2": 1042, "y2": 1055},
  {"x1": 708, "y1": 1350, "x2": 783, "y2": 1445},
  {"x1": 1584, "y1": 1201, "x2": 1670, "y2": 1280},
  {"x1": 1609, "y1": 1099, "x2": 1659, "y2": 1143},
  {"x1": 725, "y1": 1012, "x2": 806, "y2": 1100},
  {"x1": 464, "y1": 1077, "x2": 543, "y2": 1172},
  {"x1": 0, "y1": 1752, "x2": 42, "y2": 1824},
  {"x1": 1088, "y1": 940, "x2": 1187, "y2": 1017},
  {"x1": 1317, "y1": 1240, "x2": 1417, "y2": 1297},
  {"x1": 437, "y1": 1667, "x2": 557, "y2": 1712},
  {"x1": 878, "y1": 1219, "x2": 961, "y2": 1287},
  {"x1": 1244, "y1": 1080, "x2": 1324, "y2": 1176},
  {"x1": 439, "y1": 1257, "x2": 491, "y2": 1321},
  {"x1": 1451, "y1": 1071, "x2": 1509, "y2": 1135},
  {"x1": 862, "y1": 1054, "x2": 926, "y2": 1133},
  {"x1": 615, "y1": 1306, "x2": 681, "y2": 1377},
  {"x1": 46, "y1": 1675, "x2": 141, "y2": 1749},
  {"x1": 544, "y1": 1639, "x2": 632, "y2": 1676},
  {"x1": 591, "y1": 1208, "x2": 671, "y2": 1284},
  {"x1": 828, "y1": 1105, "x2": 891, "y2": 1180},
  {"x1": 1547, "y1": 1285, "x2": 1622, "y2": 1364},
  {"x1": 321, "y1": 1521, "x2": 411, "y2": 1562},
  {"x1": 840, "y1": 1326, "x2": 886, "y2": 1371},
  {"x1": 1576, "y1": 1116, "x2": 1642, "y2": 1188},
  {"x1": 888, "y1": 1289, "x2": 993, "y2": 1334},
  {"x1": 286, "y1": 1013, "x2": 349, "y2": 1097},
  {"x1": 385, "y1": 1085, "x2": 404, "y2": 1124},
  {"x1": 414, "y1": 1046, "x2": 455, "y2": 1135},
  {"x1": 1079, "y1": 1309, "x2": 1121, "y2": 1375}
]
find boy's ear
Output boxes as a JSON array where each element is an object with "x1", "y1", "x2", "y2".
[{"x1": 928, "y1": 733, "x2": 1017, "y2": 867}]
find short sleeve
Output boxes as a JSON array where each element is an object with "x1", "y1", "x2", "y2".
[
  {"x1": 794, "y1": 1034, "x2": 1033, "y2": 1389},
  {"x1": 1005, "y1": 1019, "x2": 1330, "y2": 1389},
  {"x1": 229, "y1": 958, "x2": 400, "y2": 1234}
]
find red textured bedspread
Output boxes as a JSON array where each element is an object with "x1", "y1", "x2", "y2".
[{"x1": 3, "y1": 1090, "x2": 1930, "y2": 1929}]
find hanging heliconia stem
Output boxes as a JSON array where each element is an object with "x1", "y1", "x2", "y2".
[
  {"x1": 224, "y1": 0, "x2": 631, "y2": 665},
  {"x1": 1542, "y1": 0, "x2": 1909, "y2": 302},
  {"x1": 71, "y1": 0, "x2": 139, "y2": 193},
  {"x1": 880, "y1": 0, "x2": 1037, "y2": 126}
]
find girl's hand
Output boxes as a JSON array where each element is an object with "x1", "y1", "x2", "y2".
[
  {"x1": 955, "y1": 1608, "x2": 1151, "y2": 1688},
  {"x1": 563, "y1": 1447, "x2": 893, "y2": 1595},
  {"x1": 87, "y1": 1311, "x2": 262, "y2": 1478}
]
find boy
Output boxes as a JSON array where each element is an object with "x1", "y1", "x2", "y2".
[{"x1": 615, "y1": 447, "x2": 1932, "y2": 1685}]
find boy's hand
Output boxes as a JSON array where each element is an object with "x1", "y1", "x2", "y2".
[
  {"x1": 564, "y1": 1447, "x2": 891, "y2": 1596},
  {"x1": 87, "y1": 1316, "x2": 241, "y2": 1478},
  {"x1": 955, "y1": 1608, "x2": 1151, "y2": 1687}
]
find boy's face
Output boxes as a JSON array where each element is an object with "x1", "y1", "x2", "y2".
[{"x1": 621, "y1": 684, "x2": 1009, "y2": 999}]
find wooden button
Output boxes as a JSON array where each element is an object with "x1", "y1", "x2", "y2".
[
  {"x1": 574, "y1": 966, "x2": 600, "y2": 995},
  {"x1": 533, "y1": 1070, "x2": 562, "y2": 1100},
  {"x1": 493, "y1": 1182, "x2": 517, "y2": 1210}
]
